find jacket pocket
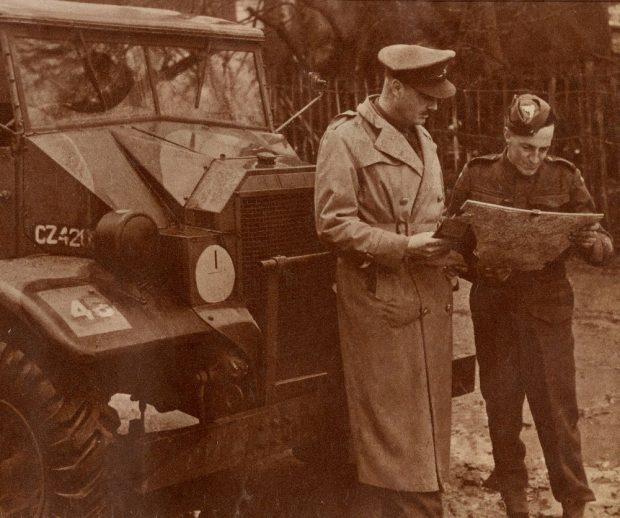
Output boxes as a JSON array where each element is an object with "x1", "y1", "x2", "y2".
[
  {"x1": 525, "y1": 279, "x2": 574, "y2": 305},
  {"x1": 528, "y1": 193, "x2": 571, "y2": 211},
  {"x1": 525, "y1": 304, "x2": 573, "y2": 323},
  {"x1": 470, "y1": 189, "x2": 509, "y2": 205},
  {"x1": 374, "y1": 267, "x2": 422, "y2": 327},
  {"x1": 523, "y1": 280, "x2": 574, "y2": 323}
]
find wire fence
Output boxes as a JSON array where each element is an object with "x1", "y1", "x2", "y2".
[{"x1": 268, "y1": 60, "x2": 620, "y2": 232}]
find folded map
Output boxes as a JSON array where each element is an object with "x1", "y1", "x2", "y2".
[{"x1": 456, "y1": 200, "x2": 604, "y2": 271}]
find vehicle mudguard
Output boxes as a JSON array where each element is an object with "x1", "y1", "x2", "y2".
[{"x1": 0, "y1": 255, "x2": 261, "y2": 362}]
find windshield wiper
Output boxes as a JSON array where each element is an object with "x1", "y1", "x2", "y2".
[
  {"x1": 194, "y1": 43, "x2": 211, "y2": 109},
  {"x1": 76, "y1": 32, "x2": 108, "y2": 111}
]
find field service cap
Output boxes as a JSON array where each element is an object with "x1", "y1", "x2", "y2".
[
  {"x1": 378, "y1": 44, "x2": 456, "y2": 99},
  {"x1": 506, "y1": 94, "x2": 553, "y2": 135}
]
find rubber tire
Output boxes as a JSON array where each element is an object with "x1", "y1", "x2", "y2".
[{"x1": 0, "y1": 341, "x2": 118, "y2": 517}]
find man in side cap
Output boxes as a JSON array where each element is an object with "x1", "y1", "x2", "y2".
[
  {"x1": 314, "y1": 44, "x2": 464, "y2": 517},
  {"x1": 448, "y1": 94, "x2": 614, "y2": 518}
]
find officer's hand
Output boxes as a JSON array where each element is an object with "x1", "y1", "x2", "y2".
[
  {"x1": 406, "y1": 232, "x2": 451, "y2": 260},
  {"x1": 479, "y1": 266, "x2": 512, "y2": 283},
  {"x1": 569, "y1": 223, "x2": 599, "y2": 249}
]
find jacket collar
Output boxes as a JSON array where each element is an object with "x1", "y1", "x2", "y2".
[
  {"x1": 357, "y1": 96, "x2": 424, "y2": 175},
  {"x1": 501, "y1": 148, "x2": 539, "y2": 183}
]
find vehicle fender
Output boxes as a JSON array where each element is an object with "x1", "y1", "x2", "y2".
[
  {"x1": 0, "y1": 255, "x2": 258, "y2": 362},
  {"x1": 193, "y1": 304, "x2": 262, "y2": 366}
]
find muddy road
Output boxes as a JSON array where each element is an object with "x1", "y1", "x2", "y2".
[{"x1": 118, "y1": 257, "x2": 619, "y2": 517}]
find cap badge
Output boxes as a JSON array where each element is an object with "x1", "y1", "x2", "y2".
[{"x1": 518, "y1": 99, "x2": 539, "y2": 124}]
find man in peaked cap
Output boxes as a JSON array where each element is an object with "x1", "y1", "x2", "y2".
[
  {"x1": 378, "y1": 44, "x2": 456, "y2": 99},
  {"x1": 448, "y1": 94, "x2": 614, "y2": 518},
  {"x1": 315, "y1": 44, "x2": 464, "y2": 517}
]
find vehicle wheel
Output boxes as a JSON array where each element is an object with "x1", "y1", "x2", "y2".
[{"x1": 0, "y1": 341, "x2": 118, "y2": 517}]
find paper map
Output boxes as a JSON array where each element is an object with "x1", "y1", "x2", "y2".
[{"x1": 458, "y1": 200, "x2": 604, "y2": 271}]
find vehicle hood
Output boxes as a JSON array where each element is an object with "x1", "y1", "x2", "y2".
[{"x1": 26, "y1": 122, "x2": 307, "y2": 223}]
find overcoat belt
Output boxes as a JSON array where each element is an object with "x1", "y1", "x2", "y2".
[{"x1": 314, "y1": 96, "x2": 454, "y2": 492}]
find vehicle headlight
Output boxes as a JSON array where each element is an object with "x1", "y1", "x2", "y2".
[{"x1": 94, "y1": 210, "x2": 159, "y2": 275}]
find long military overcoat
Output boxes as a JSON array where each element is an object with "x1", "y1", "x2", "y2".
[{"x1": 314, "y1": 96, "x2": 454, "y2": 492}]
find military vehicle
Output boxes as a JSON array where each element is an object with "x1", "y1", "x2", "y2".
[{"x1": 0, "y1": 0, "x2": 475, "y2": 515}]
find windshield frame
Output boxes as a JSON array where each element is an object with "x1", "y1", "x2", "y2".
[{"x1": 3, "y1": 25, "x2": 273, "y2": 134}]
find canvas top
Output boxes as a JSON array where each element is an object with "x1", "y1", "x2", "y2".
[{"x1": 0, "y1": 0, "x2": 263, "y2": 41}]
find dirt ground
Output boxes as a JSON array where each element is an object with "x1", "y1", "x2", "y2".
[{"x1": 119, "y1": 257, "x2": 620, "y2": 517}]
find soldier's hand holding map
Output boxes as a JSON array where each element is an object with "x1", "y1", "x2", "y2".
[{"x1": 569, "y1": 222, "x2": 601, "y2": 249}]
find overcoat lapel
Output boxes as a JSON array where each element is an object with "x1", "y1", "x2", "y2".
[
  {"x1": 373, "y1": 128, "x2": 424, "y2": 175},
  {"x1": 357, "y1": 98, "x2": 424, "y2": 176}
]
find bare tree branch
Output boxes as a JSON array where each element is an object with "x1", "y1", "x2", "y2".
[
  {"x1": 461, "y1": 43, "x2": 510, "y2": 69},
  {"x1": 298, "y1": 0, "x2": 344, "y2": 45},
  {"x1": 247, "y1": 6, "x2": 308, "y2": 67}
]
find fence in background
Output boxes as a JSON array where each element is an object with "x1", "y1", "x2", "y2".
[{"x1": 268, "y1": 60, "x2": 620, "y2": 231}]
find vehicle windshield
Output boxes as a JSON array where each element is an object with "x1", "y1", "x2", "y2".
[{"x1": 11, "y1": 35, "x2": 267, "y2": 129}]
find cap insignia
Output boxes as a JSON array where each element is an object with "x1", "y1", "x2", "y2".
[{"x1": 518, "y1": 99, "x2": 539, "y2": 124}]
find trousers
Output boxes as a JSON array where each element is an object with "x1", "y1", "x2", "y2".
[
  {"x1": 470, "y1": 280, "x2": 595, "y2": 505},
  {"x1": 345, "y1": 482, "x2": 443, "y2": 518}
]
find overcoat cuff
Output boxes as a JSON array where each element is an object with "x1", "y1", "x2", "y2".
[{"x1": 369, "y1": 230, "x2": 409, "y2": 270}]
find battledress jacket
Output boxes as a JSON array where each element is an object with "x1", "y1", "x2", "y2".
[
  {"x1": 447, "y1": 151, "x2": 614, "y2": 328},
  {"x1": 314, "y1": 96, "x2": 454, "y2": 492}
]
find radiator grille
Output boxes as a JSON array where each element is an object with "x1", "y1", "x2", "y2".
[{"x1": 239, "y1": 191, "x2": 337, "y2": 357}]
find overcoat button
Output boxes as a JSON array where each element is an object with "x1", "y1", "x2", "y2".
[
  {"x1": 399, "y1": 198, "x2": 409, "y2": 206},
  {"x1": 421, "y1": 307, "x2": 430, "y2": 316},
  {"x1": 437, "y1": 195, "x2": 444, "y2": 202},
  {"x1": 445, "y1": 303, "x2": 452, "y2": 312}
]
